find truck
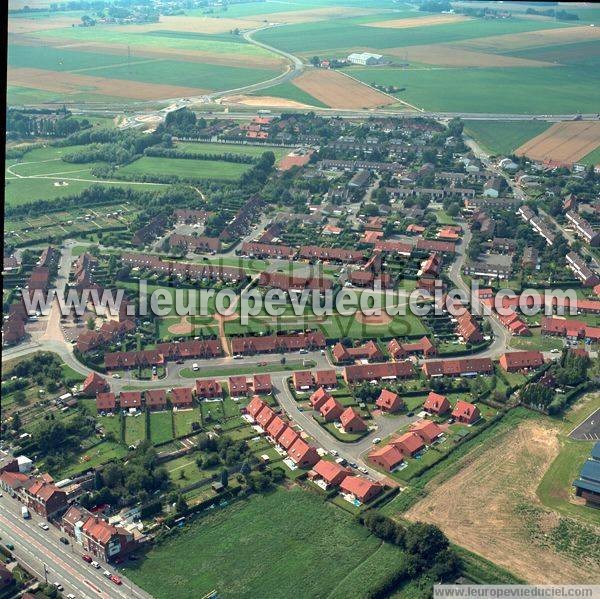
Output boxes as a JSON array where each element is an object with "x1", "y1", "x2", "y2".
[{"x1": 21, "y1": 506, "x2": 30, "y2": 519}]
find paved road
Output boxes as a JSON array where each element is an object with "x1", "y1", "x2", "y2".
[{"x1": 0, "y1": 495, "x2": 150, "y2": 599}]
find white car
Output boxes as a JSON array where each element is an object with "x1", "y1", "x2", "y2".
[
  {"x1": 38, "y1": 522, "x2": 49, "y2": 531},
  {"x1": 358, "y1": 467, "x2": 369, "y2": 474},
  {"x1": 372, "y1": 437, "x2": 382, "y2": 444},
  {"x1": 192, "y1": 363, "x2": 199, "y2": 371},
  {"x1": 103, "y1": 570, "x2": 111, "y2": 578},
  {"x1": 550, "y1": 349, "x2": 560, "y2": 354},
  {"x1": 67, "y1": 594, "x2": 76, "y2": 599},
  {"x1": 91, "y1": 561, "x2": 100, "y2": 569}
]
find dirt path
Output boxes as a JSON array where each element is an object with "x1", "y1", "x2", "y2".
[{"x1": 405, "y1": 420, "x2": 598, "y2": 584}]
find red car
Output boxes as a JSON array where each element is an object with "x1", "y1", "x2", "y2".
[
  {"x1": 110, "y1": 575, "x2": 122, "y2": 586},
  {"x1": 82, "y1": 555, "x2": 93, "y2": 563}
]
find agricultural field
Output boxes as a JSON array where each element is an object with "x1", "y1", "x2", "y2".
[
  {"x1": 515, "y1": 121, "x2": 600, "y2": 165},
  {"x1": 404, "y1": 416, "x2": 600, "y2": 584},
  {"x1": 464, "y1": 120, "x2": 552, "y2": 156},
  {"x1": 127, "y1": 488, "x2": 406, "y2": 599}
]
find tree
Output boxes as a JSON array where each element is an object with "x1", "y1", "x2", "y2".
[
  {"x1": 175, "y1": 495, "x2": 188, "y2": 514},
  {"x1": 240, "y1": 460, "x2": 251, "y2": 477},
  {"x1": 86, "y1": 317, "x2": 95, "y2": 331},
  {"x1": 12, "y1": 412, "x2": 21, "y2": 431},
  {"x1": 220, "y1": 468, "x2": 229, "y2": 488}
]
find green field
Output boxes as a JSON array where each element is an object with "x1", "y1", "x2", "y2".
[
  {"x1": 254, "y1": 16, "x2": 573, "y2": 54},
  {"x1": 464, "y1": 120, "x2": 552, "y2": 156},
  {"x1": 350, "y1": 65, "x2": 600, "y2": 114},
  {"x1": 118, "y1": 156, "x2": 251, "y2": 181},
  {"x1": 581, "y1": 146, "x2": 600, "y2": 167},
  {"x1": 149, "y1": 411, "x2": 174, "y2": 445},
  {"x1": 127, "y1": 488, "x2": 405, "y2": 599}
]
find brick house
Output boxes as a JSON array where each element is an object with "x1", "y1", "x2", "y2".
[
  {"x1": 309, "y1": 387, "x2": 331, "y2": 411},
  {"x1": 375, "y1": 389, "x2": 404, "y2": 413},
  {"x1": 312, "y1": 460, "x2": 351, "y2": 487},
  {"x1": 145, "y1": 389, "x2": 167, "y2": 411},
  {"x1": 499, "y1": 351, "x2": 544, "y2": 372},
  {"x1": 340, "y1": 408, "x2": 367, "y2": 433},
  {"x1": 369, "y1": 445, "x2": 404, "y2": 472},
  {"x1": 81, "y1": 516, "x2": 136, "y2": 563},
  {"x1": 293, "y1": 371, "x2": 314, "y2": 391},
  {"x1": 287, "y1": 438, "x2": 320, "y2": 468},
  {"x1": 422, "y1": 391, "x2": 451, "y2": 415},
  {"x1": 452, "y1": 400, "x2": 481, "y2": 424},
  {"x1": 171, "y1": 387, "x2": 193, "y2": 409},
  {"x1": 340, "y1": 476, "x2": 383, "y2": 504},
  {"x1": 319, "y1": 397, "x2": 344, "y2": 422},
  {"x1": 410, "y1": 420, "x2": 443, "y2": 445},
  {"x1": 82, "y1": 372, "x2": 108, "y2": 396},
  {"x1": 253, "y1": 374, "x2": 273, "y2": 394},
  {"x1": 195, "y1": 379, "x2": 223, "y2": 399}
]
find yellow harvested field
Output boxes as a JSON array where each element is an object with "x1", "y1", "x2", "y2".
[
  {"x1": 405, "y1": 421, "x2": 599, "y2": 584},
  {"x1": 364, "y1": 14, "x2": 470, "y2": 29},
  {"x1": 515, "y1": 121, "x2": 600, "y2": 165},
  {"x1": 458, "y1": 25, "x2": 600, "y2": 52},
  {"x1": 222, "y1": 94, "x2": 313, "y2": 109},
  {"x1": 8, "y1": 16, "x2": 81, "y2": 34},
  {"x1": 292, "y1": 70, "x2": 395, "y2": 109},
  {"x1": 385, "y1": 44, "x2": 555, "y2": 67},
  {"x1": 7, "y1": 67, "x2": 207, "y2": 101},
  {"x1": 110, "y1": 15, "x2": 256, "y2": 34}
]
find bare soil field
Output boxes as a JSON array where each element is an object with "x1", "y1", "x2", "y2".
[
  {"x1": 292, "y1": 70, "x2": 395, "y2": 109},
  {"x1": 458, "y1": 25, "x2": 600, "y2": 52},
  {"x1": 364, "y1": 14, "x2": 470, "y2": 29},
  {"x1": 12, "y1": 34, "x2": 285, "y2": 69},
  {"x1": 168, "y1": 316, "x2": 194, "y2": 335},
  {"x1": 243, "y1": 6, "x2": 381, "y2": 25},
  {"x1": 405, "y1": 420, "x2": 599, "y2": 584},
  {"x1": 515, "y1": 121, "x2": 600, "y2": 165},
  {"x1": 221, "y1": 94, "x2": 312, "y2": 109},
  {"x1": 385, "y1": 44, "x2": 554, "y2": 67},
  {"x1": 8, "y1": 16, "x2": 81, "y2": 34},
  {"x1": 355, "y1": 311, "x2": 393, "y2": 326},
  {"x1": 7, "y1": 67, "x2": 206, "y2": 100}
]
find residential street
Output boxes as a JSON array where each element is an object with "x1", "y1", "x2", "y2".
[{"x1": 0, "y1": 495, "x2": 150, "y2": 599}]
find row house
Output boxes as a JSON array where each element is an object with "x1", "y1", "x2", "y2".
[
  {"x1": 422, "y1": 357, "x2": 493, "y2": 378},
  {"x1": 499, "y1": 351, "x2": 544, "y2": 372},
  {"x1": 566, "y1": 211, "x2": 600, "y2": 246},
  {"x1": 240, "y1": 242, "x2": 296, "y2": 259},
  {"x1": 332, "y1": 340, "x2": 383, "y2": 364},
  {"x1": 169, "y1": 234, "x2": 221, "y2": 253},
  {"x1": 218, "y1": 196, "x2": 263, "y2": 242},
  {"x1": 231, "y1": 331, "x2": 326, "y2": 356},
  {"x1": 463, "y1": 261, "x2": 512, "y2": 280},
  {"x1": 566, "y1": 252, "x2": 600, "y2": 287},
  {"x1": 343, "y1": 361, "x2": 414, "y2": 384},
  {"x1": 257, "y1": 271, "x2": 333, "y2": 292},
  {"x1": 541, "y1": 317, "x2": 600, "y2": 343},
  {"x1": 387, "y1": 336, "x2": 436, "y2": 359},
  {"x1": 76, "y1": 319, "x2": 136, "y2": 354},
  {"x1": 132, "y1": 214, "x2": 168, "y2": 246},
  {"x1": 298, "y1": 245, "x2": 364, "y2": 264},
  {"x1": 174, "y1": 209, "x2": 212, "y2": 224},
  {"x1": 518, "y1": 206, "x2": 556, "y2": 246}
]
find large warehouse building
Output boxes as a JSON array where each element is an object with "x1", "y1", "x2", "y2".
[{"x1": 347, "y1": 52, "x2": 385, "y2": 66}]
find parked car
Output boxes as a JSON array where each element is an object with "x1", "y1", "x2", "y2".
[
  {"x1": 110, "y1": 575, "x2": 122, "y2": 585},
  {"x1": 82, "y1": 554, "x2": 92, "y2": 563},
  {"x1": 192, "y1": 363, "x2": 199, "y2": 371},
  {"x1": 59, "y1": 537, "x2": 69, "y2": 545},
  {"x1": 103, "y1": 570, "x2": 111, "y2": 578},
  {"x1": 53, "y1": 582, "x2": 64, "y2": 592},
  {"x1": 91, "y1": 561, "x2": 100, "y2": 569},
  {"x1": 38, "y1": 522, "x2": 49, "y2": 531},
  {"x1": 372, "y1": 437, "x2": 381, "y2": 444},
  {"x1": 5, "y1": 544, "x2": 14, "y2": 551}
]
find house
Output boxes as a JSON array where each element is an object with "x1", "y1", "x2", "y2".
[
  {"x1": 120, "y1": 391, "x2": 142, "y2": 410},
  {"x1": 422, "y1": 358, "x2": 493, "y2": 378},
  {"x1": 320, "y1": 397, "x2": 344, "y2": 422},
  {"x1": 145, "y1": 389, "x2": 167, "y2": 411},
  {"x1": 369, "y1": 444, "x2": 404, "y2": 472},
  {"x1": 246, "y1": 396, "x2": 267, "y2": 420},
  {"x1": 340, "y1": 408, "x2": 367, "y2": 433},
  {"x1": 293, "y1": 371, "x2": 313, "y2": 391},
  {"x1": 312, "y1": 460, "x2": 350, "y2": 487},
  {"x1": 24, "y1": 479, "x2": 68, "y2": 520},
  {"x1": 287, "y1": 438, "x2": 320, "y2": 468},
  {"x1": 314, "y1": 369, "x2": 337, "y2": 388},
  {"x1": 309, "y1": 387, "x2": 331, "y2": 411},
  {"x1": 231, "y1": 331, "x2": 326, "y2": 355},
  {"x1": 541, "y1": 317, "x2": 600, "y2": 342},
  {"x1": 61, "y1": 504, "x2": 92, "y2": 540},
  {"x1": 171, "y1": 387, "x2": 193, "y2": 409},
  {"x1": 410, "y1": 420, "x2": 443, "y2": 445},
  {"x1": 266, "y1": 416, "x2": 288, "y2": 442},
  {"x1": 96, "y1": 392, "x2": 116, "y2": 413},
  {"x1": 229, "y1": 376, "x2": 249, "y2": 398},
  {"x1": 82, "y1": 372, "x2": 108, "y2": 396},
  {"x1": 195, "y1": 379, "x2": 223, "y2": 399},
  {"x1": 452, "y1": 400, "x2": 481, "y2": 424},
  {"x1": 566, "y1": 251, "x2": 600, "y2": 287},
  {"x1": 278, "y1": 426, "x2": 300, "y2": 450},
  {"x1": 253, "y1": 374, "x2": 272, "y2": 394},
  {"x1": 0, "y1": 563, "x2": 13, "y2": 590},
  {"x1": 387, "y1": 337, "x2": 436, "y2": 359},
  {"x1": 340, "y1": 476, "x2": 383, "y2": 504},
  {"x1": 423, "y1": 391, "x2": 451, "y2": 415},
  {"x1": 256, "y1": 405, "x2": 276, "y2": 430},
  {"x1": 566, "y1": 211, "x2": 600, "y2": 246},
  {"x1": 391, "y1": 432, "x2": 424, "y2": 457},
  {"x1": 375, "y1": 389, "x2": 403, "y2": 413},
  {"x1": 81, "y1": 516, "x2": 136, "y2": 563},
  {"x1": 499, "y1": 351, "x2": 544, "y2": 372},
  {"x1": 343, "y1": 361, "x2": 414, "y2": 384}
]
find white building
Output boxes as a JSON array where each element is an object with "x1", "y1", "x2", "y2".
[{"x1": 347, "y1": 52, "x2": 384, "y2": 66}]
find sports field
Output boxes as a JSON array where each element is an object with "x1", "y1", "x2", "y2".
[
  {"x1": 117, "y1": 156, "x2": 252, "y2": 181},
  {"x1": 127, "y1": 488, "x2": 406, "y2": 599}
]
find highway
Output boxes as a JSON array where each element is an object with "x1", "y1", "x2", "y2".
[{"x1": 0, "y1": 495, "x2": 150, "y2": 599}]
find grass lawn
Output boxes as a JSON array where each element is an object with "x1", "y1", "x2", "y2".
[
  {"x1": 125, "y1": 415, "x2": 147, "y2": 446},
  {"x1": 173, "y1": 408, "x2": 202, "y2": 437},
  {"x1": 57, "y1": 440, "x2": 128, "y2": 479},
  {"x1": 127, "y1": 488, "x2": 406, "y2": 599},
  {"x1": 180, "y1": 360, "x2": 315, "y2": 379},
  {"x1": 464, "y1": 120, "x2": 552, "y2": 156},
  {"x1": 509, "y1": 329, "x2": 564, "y2": 352},
  {"x1": 149, "y1": 411, "x2": 174, "y2": 445},
  {"x1": 117, "y1": 156, "x2": 251, "y2": 182}
]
